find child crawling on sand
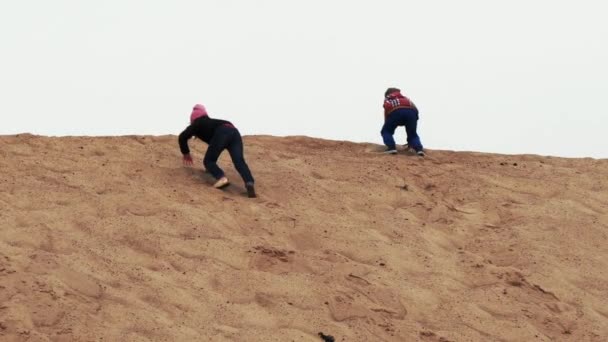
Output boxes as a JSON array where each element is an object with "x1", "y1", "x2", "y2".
[
  {"x1": 178, "y1": 104, "x2": 257, "y2": 198},
  {"x1": 380, "y1": 87, "x2": 425, "y2": 156}
]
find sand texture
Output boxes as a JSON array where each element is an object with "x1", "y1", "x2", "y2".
[{"x1": 1, "y1": 134, "x2": 608, "y2": 341}]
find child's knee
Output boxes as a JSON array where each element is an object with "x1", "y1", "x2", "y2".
[{"x1": 381, "y1": 127, "x2": 393, "y2": 135}]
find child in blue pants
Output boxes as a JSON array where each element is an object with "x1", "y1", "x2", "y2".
[{"x1": 381, "y1": 87, "x2": 424, "y2": 156}]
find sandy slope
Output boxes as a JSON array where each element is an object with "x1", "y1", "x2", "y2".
[{"x1": 1, "y1": 134, "x2": 607, "y2": 342}]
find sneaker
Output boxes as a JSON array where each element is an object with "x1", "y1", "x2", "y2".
[
  {"x1": 416, "y1": 150, "x2": 426, "y2": 157},
  {"x1": 213, "y1": 177, "x2": 230, "y2": 189},
  {"x1": 383, "y1": 149, "x2": 398, "y2": 155},
  {"x1": 246, "y1": 182, "x2": 257, "y2": 198}
]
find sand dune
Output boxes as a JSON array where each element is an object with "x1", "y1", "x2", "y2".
[{"x1": 1, "y1": 134, "x2": 607, "y2": 341}]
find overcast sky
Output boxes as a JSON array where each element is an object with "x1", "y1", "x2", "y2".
[{"x1": 1, "y1": 1, "x2": 606, "y2": 158}]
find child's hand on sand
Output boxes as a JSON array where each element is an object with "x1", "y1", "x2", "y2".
[{"x1": 182, "y1": 154, "x2": 193, "y2": 166}]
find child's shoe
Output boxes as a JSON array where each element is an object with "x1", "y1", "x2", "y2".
[
  {"x1": 213, "y1": 177, "x2": 230, "y2": 189},
  {"x1": 417, "y1": 150, "x2": 426, "y2": 157},
  {"x1": 383, "y1": 148, "x2": 398, "y2": 155},
  {"x1": 246, "y1": 182, "x2": 257, "y2": 198}
]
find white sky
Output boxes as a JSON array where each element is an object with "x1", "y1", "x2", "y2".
[{"x1": 1, "y1": 1, "x2": 607, "y2": 158}]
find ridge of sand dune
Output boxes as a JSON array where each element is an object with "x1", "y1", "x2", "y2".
[{"x1": 1, "y1": 134, "x2": 607, "y2": 341}]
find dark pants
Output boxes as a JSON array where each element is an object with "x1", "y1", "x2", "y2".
[
  {"x1": 204, "y1": 125, "x2": 255, "y2": 185},
  {"x1": 381, "y1": 108, "x2": 423, "y2": 152}
]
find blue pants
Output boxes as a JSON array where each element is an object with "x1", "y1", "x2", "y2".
[
  {"x1": 204, "y1": 125, "x2": 255, "y2": 185},
  {"x1": 381, "y1": 108, "x2": 423, "y2": 152}
]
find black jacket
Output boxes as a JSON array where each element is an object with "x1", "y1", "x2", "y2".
[{"x1": 178, "y1": 117, "x2": 233, "y2": 154}]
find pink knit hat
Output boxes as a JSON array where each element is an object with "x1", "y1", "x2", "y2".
[{"x1": 190, "y1": 104, "x2": 208, "y2": 123}]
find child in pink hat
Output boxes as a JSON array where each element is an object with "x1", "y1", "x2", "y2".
[{"x1": 179, "y1": 104, "x2": 256, "y2": 198}]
